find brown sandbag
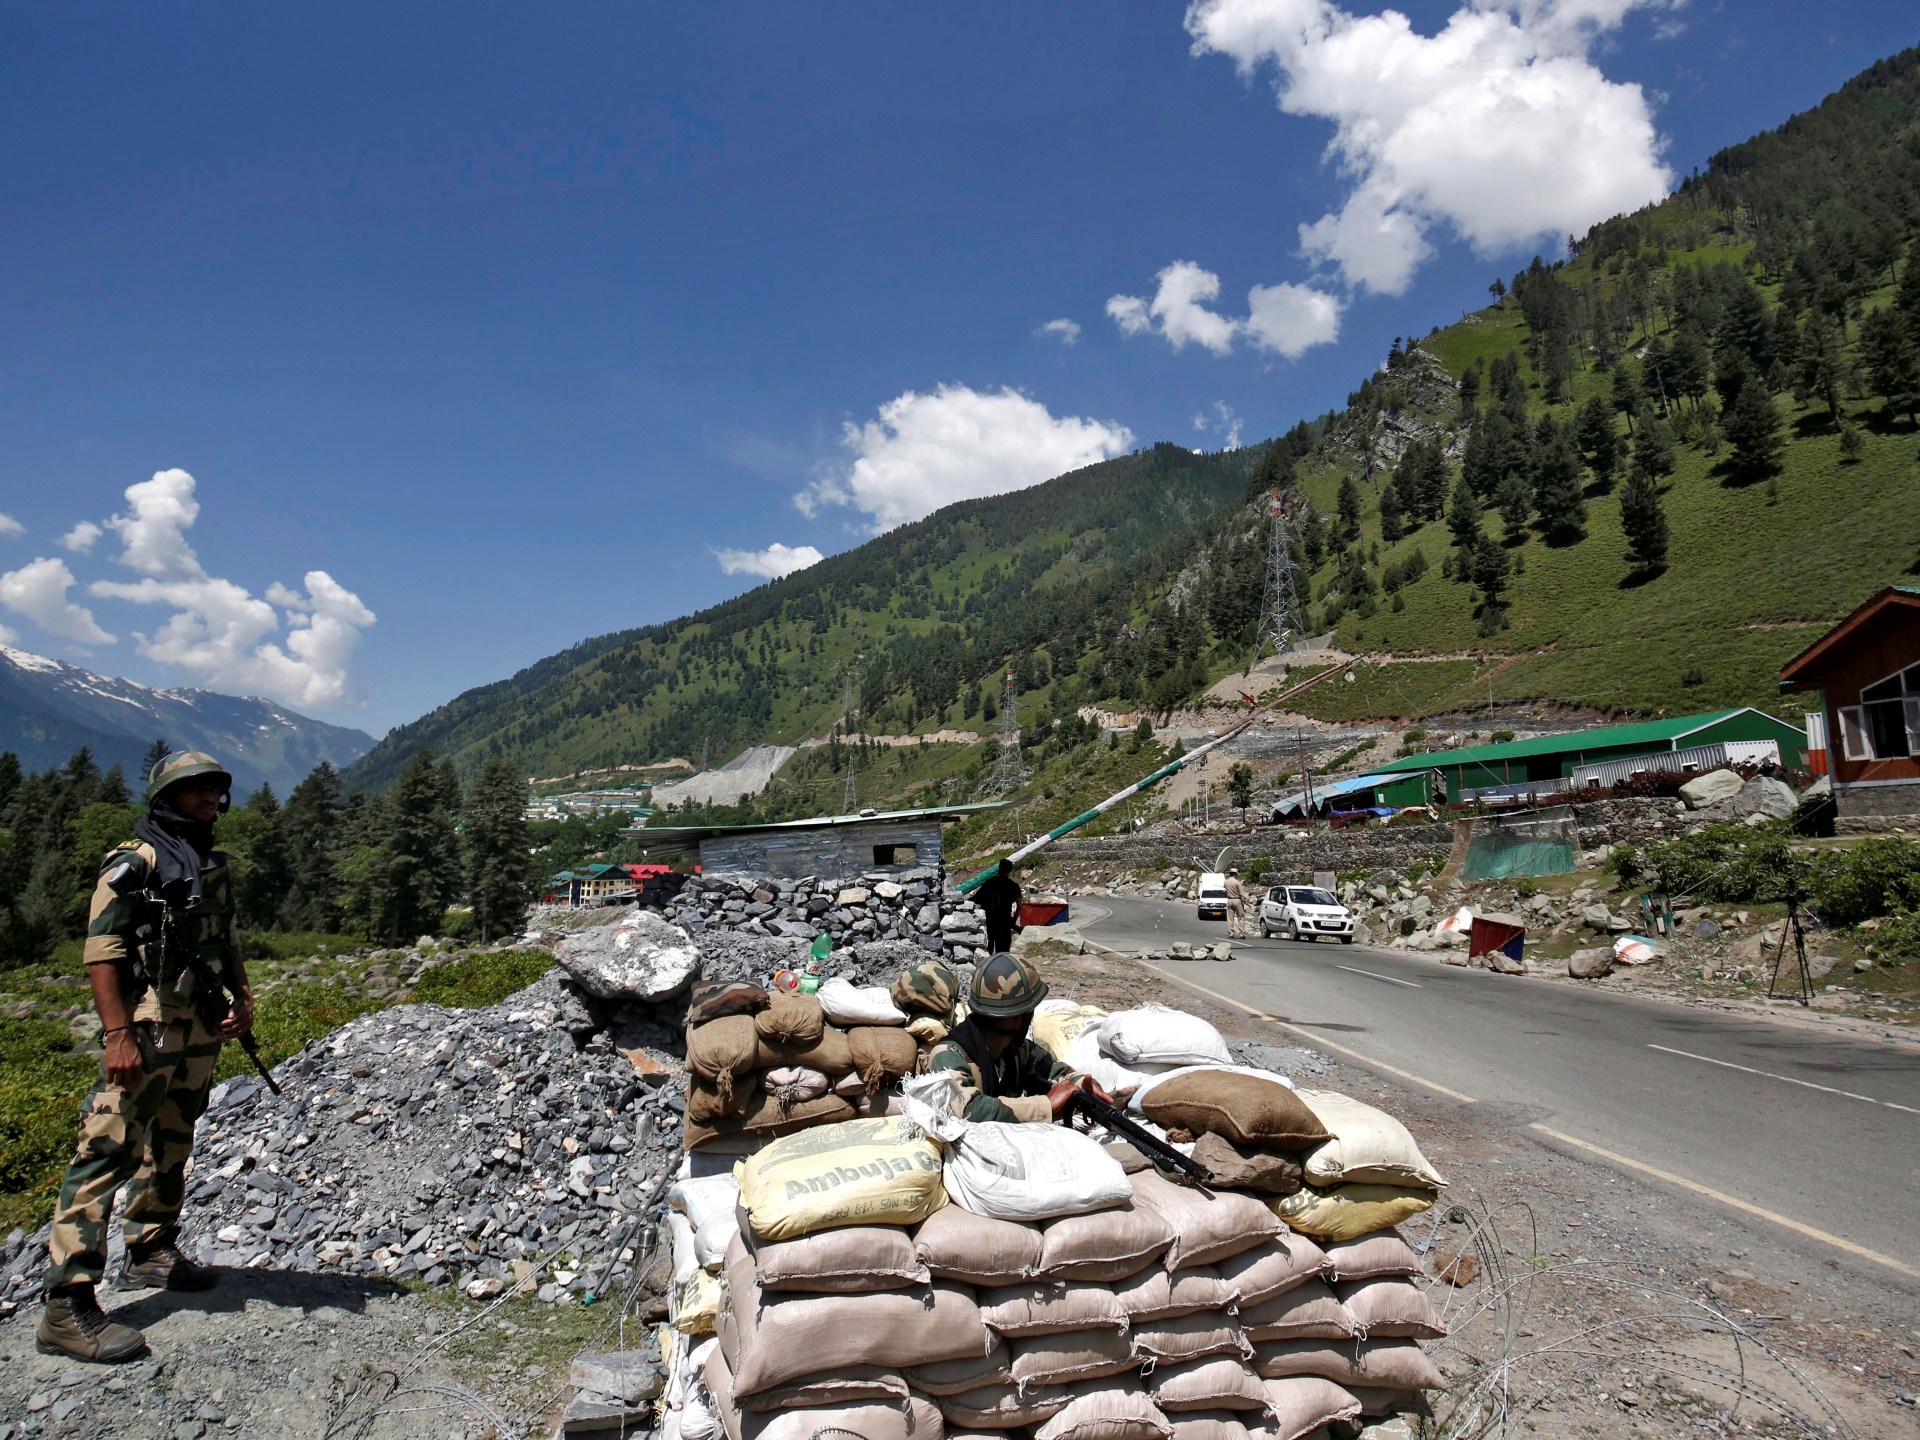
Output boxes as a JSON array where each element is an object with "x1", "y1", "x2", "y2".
[
  {"x1": 1032, "y1": 1381, "x2": 1174, "y2": 1440},
  {"x1": 914, "y1": 1204, "x2": 1044, "y2": 1285},
  {"x1": 1010, "y1": 1328, "x2": 1140, "y2": 1389},
  {"x1": 762, "y1": 1065, "x2": 830, "y2": 1118},
  {"x1": 1261, "y1": 1377, "x2": 1363, "y2": 1440},
  {"x1": 1130, "y1": 1170, "x2": 1285, "y2": 1269},
  {"x1": 1212, "y1": 1237, "x2": 1330, "y2": 1308},
  {"x1": 1141, "y1": 1073, "x2": 1332, "y2": 1151},
  {"x1": 1337, "y1": 1279, "x2": 1446, "y2": 1339},
  {"x1": 849, "y1": 1026, "x2": 920, "y2": 1093},
  {"x1": 1320, "y1": 1231, "x2": 1421, "y2": 1283},
  {"x1": 1147, "y1": 1358, "x2": 1270, "y2": 1413},
  {"x1": 1188, "y1": 1133, "x2": 1303, "y2": 1197},
  {"x1": 1238, "y1": 1279, "x2": 1359, "y2": 1342},
  {"x1": 1344, "y1": 1385, "x2": 1427, "y2": 1417},
  {"x1": 934, "y1": 1383, "x2": 1071, "y2": 1430},
  {"x1": 687, "y1": 1073, "x2": 760, "y2": 1126},
  {"x1": 979, "y1": 1281, "x2": 1129, "y2": 1337},
  {"x1": 710, "y1": 1355, "x2": 942, "y2": 1440},
  {"x1": 1128, "y1": 1312, "x2": 1250, "y2": 1366},
  {"x1": 756, "y1": 991, "x2": 826, "y2": 1046},
  {"x1": 758, "y1": 1027, "x2": 855, "y2": 1079},
  {"x1": 743, "y1": 1224, "x2": 930, "y2": 1292},
  {"x1": 905, "y1": 1334, "x2": 1014, "y2": 1396},
  {"x1": 684, "y1": 1092, "x2": 856, "y2": 1151},
  {"x1": 705, "y1": 1342, "x2": 909, "y2": 1416},
  {"x1": 687, "y1": 980, "x2": 771, "y2": 1029},
  {"x1": 1112, "y1": 1265, "x2": 1232, "y2": 1323},
  {"x1": 1250, "y1": 1338, "x2": 1448, "y2": 1393},
  {"x1": 1038, "y1": 1200, "x2": 1175, "y2": 1282},
  {"x1": 688, "y1": 1015, "x2": 762, "y2": 1103},
  {"x1": 1166, "y1": 1412, "x2": 1264, "y2": 1440}
]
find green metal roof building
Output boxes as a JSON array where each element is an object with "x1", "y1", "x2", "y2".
[{"x1": 1368, "y1": 708, "x2": 1806, "y2": 805}]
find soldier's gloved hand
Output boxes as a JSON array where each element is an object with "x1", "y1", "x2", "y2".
[
  {"x1": 1047, "y1": 1076, "x2": 1089, "y2": 1120},
  {"x1": 105, "y1": 1028, "x2": 145, "y2": 1090},
  {"x1": 219, "y1": 985, "x2": 254, "y2": 1039}
]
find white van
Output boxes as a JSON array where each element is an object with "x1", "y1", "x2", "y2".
[{"x1": 1196, "y1": 872, "x2": 1229, "y2": 921}]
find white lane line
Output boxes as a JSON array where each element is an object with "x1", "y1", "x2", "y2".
[
  {"x1": 1647, "y1": 1044, "x2": 1920, "y2": 1115},
  {"x1": 1335, "y1": 965, "x2": 1422, "y2": 989}
]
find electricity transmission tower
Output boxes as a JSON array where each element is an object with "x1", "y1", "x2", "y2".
[
  {"x1": 841, "y1": 659, "x2": 861, "y2": 812},
  {"x1": 1249, "y1": 490, "x2": 1309, "y2": 674},
  {"x1": 985, "y1": 667, "x2": 1029, "y2": 794}
]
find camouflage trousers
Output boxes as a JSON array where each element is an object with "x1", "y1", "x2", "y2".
[{"x1": 45, "y1": 1012, "x2": 223, "y2": 1291}]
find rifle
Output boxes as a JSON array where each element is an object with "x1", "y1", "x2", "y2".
[
  {"x1": 1061, "y1": 1088, "x2": 1214, "y2": 1188},
  {"x1": 152, "y1": 888, "x2": 283, "y2": 1096}
]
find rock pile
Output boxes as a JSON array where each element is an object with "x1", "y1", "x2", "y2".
[{"x1": 659, "y1": 870, "x2": 997, "y2": 962}]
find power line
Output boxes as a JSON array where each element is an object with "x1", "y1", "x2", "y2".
[
  {"x1": 1250, "y1": 490, "x2": 1310, "y2": 674},
  {"x1": 985, "y1": 666, "x2": 1029, "y2": 794}
]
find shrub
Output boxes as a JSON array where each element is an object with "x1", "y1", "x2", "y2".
[
  {"x1": 242, "y1": 931, "x2": 360, "y2": 963},
  {"x1": 1805, "y1": 840, "x2": 1920, "y2": 928},
  {"x1": 1246, "y1": 857, "x2": 1272, "y2": 881},
  {"x1": 1607, "y1": 845, "x2": 1643, "y2": 888},
  {"x1": 410, "y1": 949, "x2": 556, "y2": 1010},
  {"x1": 1644, "y1": 824, "x2": 1798, "y2": 902}
]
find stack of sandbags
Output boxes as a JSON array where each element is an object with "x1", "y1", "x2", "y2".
[
  {"x1": 666, "y1": 1167, "x2": 743, "y2": 1338},
  {"x1": 1061, "y1": 1005, "x2": 1236, "y2": 1095}
]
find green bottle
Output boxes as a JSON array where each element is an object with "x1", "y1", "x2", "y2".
[{"x1": 799, "y1": 932, "x2": 830, "y2": 994}]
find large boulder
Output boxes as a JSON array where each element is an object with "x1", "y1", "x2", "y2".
[
  {"x1": 1568, "y1": 948, "x2": 1614, "y2": 979},
  {"x1": 555, "y1": 911, "x2": 701, "y2": 1001},
  {"x1": 1679, "y1": 769, "x2": 1746, "y2": 809},
  {"x1": 1729, "y1": 775, "x2": 1798, "y2": 822}
]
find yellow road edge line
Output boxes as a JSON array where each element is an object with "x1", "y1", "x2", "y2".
[{"x1": 1526, "y1": 1123, "x2": 1920, "y2": 1282}]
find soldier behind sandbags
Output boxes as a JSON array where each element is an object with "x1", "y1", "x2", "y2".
[
  {"x1": 37, "y1": 751, "x2": 256, "y2": 1364},
  {"x1": 924, "y1": 953, "x2": 1110, "y2": 1124},
  {"x1": 891, "y1": 958, "x2": 961, "y2": 1052}
]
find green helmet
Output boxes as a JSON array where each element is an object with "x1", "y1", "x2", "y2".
[
  {"x1": 969, "y1": 952, "x2": 1048, "y2": 1017},
  {"x1": 147, "y1": 750, "x2": 233, "y2": 809},
  {"x1": 892, "y1": 958, "x2": 960, "y2": 1018}
]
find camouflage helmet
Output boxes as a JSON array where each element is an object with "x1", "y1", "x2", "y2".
[
  {"x1": 891, "y1": 958, "x2": 960, "y2": 1019},
  {"x1": 968, "y1": 952, "x2": 1048, "y2": 1018},
  {"x1": 146, "y1": 750, "x2": 233, "y2": 809}
]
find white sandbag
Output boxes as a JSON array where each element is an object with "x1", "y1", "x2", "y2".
[
  {"x1": 902, "y1": 1072, "x2": 1134, "y2": 1222},
  {"x1": 670, "y1": 1173, "x2": 743, "y2": 1268},
  {"x1": 1067, "y1": 1028, "x2": 1164, "y2": 1095},
  {"x1": 1099, "y1": 1006, "x2": 1232, "y2": 1068},
  {"x1": 1296, "y1": 1090, "x2": 1447, "y2": 1190},
  {"x1": 1126, "y1": 1064, "x2": 1297, "y2": 1113},
  {"x1": 669, "y1": 1210, "x2": 701, "y2": 1287},
  {"x1": 679, "y1": 1338, "x2": 722, "y2": 1440},
  {"x1": 819, "y1": 976, "x2": 910, "y2": 1027},
  {"x1": 1034, "y1": 1001, "x2": 1110, "y2": 1062}
]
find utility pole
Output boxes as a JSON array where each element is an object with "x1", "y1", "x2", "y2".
[
  {"x1": 1250, "y1": 491, "x2": 1310, "y2": 674},
  {"x1": 986, "y1": 667, "x2": 1029, "y2": 794}
]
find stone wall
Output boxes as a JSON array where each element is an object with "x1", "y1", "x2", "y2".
[
  {"x1": 698, "y1": 819, "x2": 945, "y2": 885},
  {"x1": 1835, "y1": 782, "x2": 1920, "y2": 832},
  {"x1": 655, "y1": 867, "x2": 994, "y2": 962}
]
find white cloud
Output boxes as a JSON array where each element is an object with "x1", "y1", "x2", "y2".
[
  {"x1": 713, "y1": 543, "x2": 826, "y2": 580},
  {"x1": 103, "y1": 467, "x2": 204, "y2": 577},
  {"x1": 1186, "y1": 0, "x2": 1676, "y2": 294},
  {"x1": 59, "y1": 521, "x2": 102, "y2": 553},
  {"x1": 0, "y1": 514, "x2": 22, "y2": 538},
  {"x1": 0, "y1": 557, "x2": 116, "y2": 646},
  {"x1": 1109, "y1": 261, "x2": 1344, "y2": 357},
  {"x1": 1193, "y1": 402, "x2": 1245, "y2": 450},
  {"x1": 1037, "y1": 318, "x2": 1083, "y2": 347},
  {"x1": 0, "y1": 622, "x2": 15, "y2": 646},
  {"x1": 798, "y1": 385, "x2": 1135, "y2": 533}
]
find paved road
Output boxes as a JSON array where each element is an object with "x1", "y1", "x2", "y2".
[{"x1": 1077, "y1": 894, "x2": 1920, "y2": 1284}]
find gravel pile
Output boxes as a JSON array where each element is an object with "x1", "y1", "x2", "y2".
[{"x1": 663, "y1": 870, "x2": 995, "y2": 960}]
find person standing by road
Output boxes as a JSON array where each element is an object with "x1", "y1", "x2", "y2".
[
  {"x1": 37, "y1": 751, "x2": 255, "y2": 1363},
  {"x1": 977, "y1": 858, "x2": 1023, "y2": 956},
  {"x1": 1224, "y1": 869, "x2": 1247, "y2": 939}
]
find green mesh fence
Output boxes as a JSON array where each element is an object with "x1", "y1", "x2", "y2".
[{"x1": 1461, "y1": 805, "x2": 1578, "y2": 880}]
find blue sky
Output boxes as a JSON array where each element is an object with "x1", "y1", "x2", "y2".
[{"x1": 1, "y1": 1, "x2": 1913, "y2": 737}]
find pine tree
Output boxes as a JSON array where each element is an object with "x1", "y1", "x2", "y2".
[
  {"x1": 1495, "y1": 474, "x2": 1532, "y2": 543},
  {"x1": 1471, "y1": 532, "x2": 1510, "y2": 619},
  {"x1": 1860, "y1": 307, "x2": 1920, "y2": 425},
  {"x1": 1336, "y1": 475, "x2": 1362, "y2": 543},
  {"x1": 1530, "y1": 417, "x2": 1588, "y2": 544},
  {"x1": 140, "y1": 738, "x2": 171, "y2": 785},
  {"x1": 1619, "y1": 463, "x2": 1669, "y2": 574},
  {"x1": 1575, "y1": 394, "x2": 1620, "y2": 489},
  {"x1": 1612, "y1": 361, "x2": 1642, "y2": 431},
  {"x1": 376, "y1": 752, "x2": 464, "y2": 942},
  {"x1": 464, "y1": 758, "x2": 532, "y2": 941},
  {"x1": 277, "y1": 761, "x2": 347, "y2": 932},
  {"x1": 1378, "y1": 479, "x2": 1406, "y2": 542},
  {"x1": 1724, "y1": 379, "x2": 1785, "y2": 480},
  {"x1": 1795, "y1": 311, "x2": 1852, "y2": 425},
  {"x1": 1632, "y1": 410, "x2": 1676, "y2": 480},
  {"x1": 1447, "y1": 477, "x2": 1483, "y2": 575}
]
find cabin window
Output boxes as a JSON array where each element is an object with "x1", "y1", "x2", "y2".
[
  {"x1": 1839, "y1": 706, "x2": 1871, "y2": 761},
  {"x1": 874, "y1": 843, "x2": 917, "y2": 866},
  {"x1": 1858, "y1": 663, "x2": 1920, "y2": 760}
]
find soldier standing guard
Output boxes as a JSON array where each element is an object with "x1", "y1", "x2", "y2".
[{"x1": 37, "y1": 751, "x2": 255, "y2": 1363}]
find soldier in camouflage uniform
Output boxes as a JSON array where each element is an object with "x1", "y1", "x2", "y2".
[
  {"x1": 925, "y1": 953, "x2": 1109, "y2": 1124},
  {"x1": 37, "y1": 751, "x2": 254, "y2": 1363}
]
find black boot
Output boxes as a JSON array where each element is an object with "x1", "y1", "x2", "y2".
[
  {"x1": 122, "y1": 1240, "x2": 218, "y2": 1292},
  {"x1": 37, "y1": 1284, "x2": 150, "y2": 1363}
]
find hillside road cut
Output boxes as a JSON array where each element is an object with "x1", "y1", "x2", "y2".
[{"x1": 1077, "y1": 893, "x2": 1920, "y2": 1288}]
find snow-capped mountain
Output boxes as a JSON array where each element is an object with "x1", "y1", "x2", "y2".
[{"x1": 0, "y1": 645, "x2": 375, "y2": 796}]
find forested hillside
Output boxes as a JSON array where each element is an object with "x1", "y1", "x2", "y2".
[{"x1": 356, "y1": 46, "x2": 1920, "y2": 789}]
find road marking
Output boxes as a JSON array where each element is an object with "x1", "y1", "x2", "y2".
[
  {"x1": 1527, "y1": 1123, "x2": 1920, "y2": 1281},
  {"x1": 1646, "y1": 1044, "x2": 1920, "y2": 1114},
  {"x1": 1336, "y1": 966, "x2": 1422, "y2": 989}
]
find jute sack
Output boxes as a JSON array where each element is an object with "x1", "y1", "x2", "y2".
[
  {"x1": 1130, "y1": 1170, "x2": 1284, "y2": 1269},
  {"x1": 1148, "y1": 1358, "x2": 1270, "y2": 1413},
  {"x1": 1129, "y1": 1313, "x2": 1251, "y2": 1366},
  {"x1": 721, "y1": 1248, "x2": 987, "y2": 1396},
  {"x1": 755, "y1": 991, "x2": 826, "y2": 1046},
  {"x1": 1267, "y1": 1185, "x2": 1433, "y2": 1244},
  {"x1": 979, "y1": 1281, "x2": 1130, "y2": 1337},
  {"x1": 1113, "y1": 1265, "x2": 1233, "y2": 1323},
  {"x1": 687, "y1": 981, "x2": 771, "y2": 1029},
  {"x1": 708, "y1": 1347, "x2": 943, "y2": 1440},
  {"x1": 1237, "y1": 1280, "x2": 1359, "y2": 1342},
  {"x1": 688, "y1": 1016, "x2": 762, "y2": 1104},
  {"x1": 1261, "y1": 1377, "x2": 1362, "y2": 1440},
  {"x1": 820, "y1": 977, "x2": 909, "y2": 1027},
  {"x1": 1320, "y1": 1232, "x2": 1420, "y2": 1283},
  {"x1": 934, "y1": 1384, "x2": 1071, "y2": 1430},
  {"x1": 684, "y1": 1093, "x2": 855, "y2": 1152},
  {"x1": 704, "y1": 1342, "x2": 909, "y2": 1415},
  {"x1": 762, "y1": 1066, "x2": 830, "y2": 1117},
  {"x1": 757, "y1": 1028, "x2": 855, "y2": 1079},
  {"x1": 1038, "y1": 1199, "x2": 1175, "y2": 1281},
  {"x1": 1099, "y1": 1007, "x2": 1232, "y2": 1068},
  {"x1": 1188, "y1": 1134, "x2": 1303, "y2": 1197},
  {"x1": 904, "y1": 1335, "x2": 1014, "y2": 1396},
  {"x1": 1249, "y1": 1338, "x2": 1447, "y2": 1393},
  {"x1": 1032, "y1": 1381, "x2": 1174, "y2": 1440},
  {"x1": 735, "y1": 1114, "x2": 946, "y2": 1241},
  {"x1": 1010, "y1": 1328, "x2": 1140, "y2": 1389},
  {"x1": 1214, "y1": 1239, "x2": 1330, "y2": 1308},
  {"x1": 1166, "y1": 1412, "x2": 1269, "y2": 1440},
  {"x1": 1337, "y1": 1279, "x2": 1446, "y2": 1339},
  {"x1": 688, "y1": 1075, "x2": 761, "y2": 1126},
  {"x1": 1032, "y1": 1000, "x2": 1110, "y2": 1062},
  {"x1": 738, "y1": 1225, "x2": 929, "y2": 1293},
  {"x1": 1140, "y1": 1073, "x2": 1331, "y2": 1151},
  {"x1": 913, "y1": 1204, "x2": 1043, "y2": 1285},
  {"x1": 849, "y1": 1026, "x2": 920, "y2": 1093},
  {"x1": 1294, "y1": 1090, "x2": 1446, "y2": 1190}
]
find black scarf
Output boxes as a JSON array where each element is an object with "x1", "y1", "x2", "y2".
[
  {"x1": 948, "y1": 1017, "x2": 1033, "y2": 1098},
  {"x1": 133, "y1": 801, "x2": 214, "y2": 908}
]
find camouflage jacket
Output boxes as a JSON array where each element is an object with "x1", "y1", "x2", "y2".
[
  {"x1": 926, "y1": 1018, "x2": 1068, "y2": 1124},
  {"x1": 84, "y1": 840, "x2": 243, "y2": 1023}
]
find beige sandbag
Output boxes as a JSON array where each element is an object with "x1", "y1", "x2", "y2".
[
  {"x1": 1129, "y1": 1312, "x2": 1251, "y2": 1365},
  {"x1": 1033, "y1": 1001, "x2": 1110, "y2": 1062},
  {"x1": 673, "y1": 1269, "x2": 722, "y2": 1336},
  {"x1": 762, "y1": 1066, "x2": 830, "y2": 1117},
  {"x1": 1320, "y1": 1232, "x2": 1420, "y2": 1283},
  {"x1": 742, "y1": 1225, "x2": 929, "y2": 1292},
  {"x1": 1188, "y1": 1133, "x2": 1303, "y2": 1197},
  {"x1": 1344, "y1": 1385, "x2": 1424, "y2": 1416},
  {"x1": 1295, "y1": 1090, "x2": 1446, "y2": 1190},
  {"x1": 1267, "y1": 1185, "x2": 1433, "y2": 1244},
  {"x1": 1032, "y1": 1381, "x2": 1174, "y2": 1440},
  {"x1": 914, "y1": 1204, "x2": 1044, "y2": 1285},
  {"x1": 934, "y1": 1384, "x2": 1071, "y2": 1430},
  {"x1": 735, "y1": 1114, "x2": 946, "y2": 1241},
  {"x1": 1336, "y1": 1279, "x2": 1446, "y2": 1339},
  {"x1": 755, "y1": 991, "x2": 827, "y2": 1046},
  {"x1": 1141, "y1": 1073, "x2": 1332, "y2": 1151},
  {"x1": 688, "y1": 1074, "x2": 760, "y2": 1126},
  {"x1": 1130, "y1": 1170, "x2": 1284, "y2": 1268},
  {"x1": 1166, "y1": 1413, "x2": 1266, "y2": 1440},
  {"x1": 1261, "y1": 1377, "x2": 1362, "y2": 1440},
  {"x1": 1038, "y1": 1200, "x2": 1175, "y2": 1281},
  {"x1": 1112, "y1": 1265, "x2": 1233, "y2": 1322},
  {"x1": 979, "y1": 1281, "x2": 1130, "y2": 1337},
  {"x1": 704, "y1": 1342, "x2": 909, "y2": 1415},
  {"x1": 849, "y1": 1026, "x2": 920, "y2": 1093},
  {"x1": 1213, "y1": 1238, "x2": 1330, "y2": 1307},
  {"x1": 905, "y1": 1335, "x2": 1014, "y2": 1396},
  {"x1": 688, "y1": 1016, "x2": 762, "y2": 1103},
  {"x1": 1147, "y1": 1358, "x2": 1270, "y2": 1413},
  {"x1": 684, "y1": 1092, "x2": 856, "y2": 1152},
  {"x1": 709, "y1": 1347, "x2": 943, "y2": 1440},
  {"x1": 1238, "y1": 1280, "x2": 1359, "y2": 1342},
  {"x1": 1010, "y1": 1328, "x2": 1140, "y2": 1388},
  {"x1": 758, "y1": 1028, "x2": 856, "y2": 1079},
  {"x1": 1249, "y1": 1339, "x2": 1447, "y2": 1393}
]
